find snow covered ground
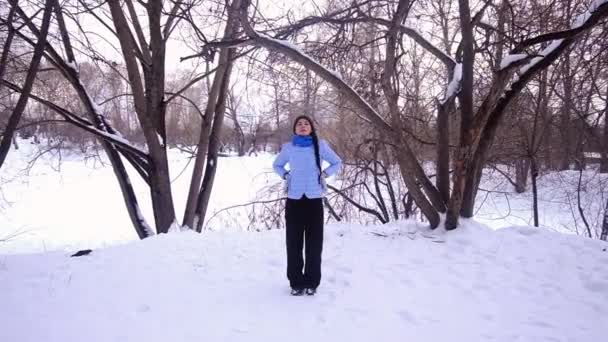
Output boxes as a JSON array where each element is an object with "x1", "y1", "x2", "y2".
[
  {"x1": 0, "y1": 140, "x2": 276, "y2": 253},
  {"x1": 2, "y1": 140, "x2": 606, "y2": 253},
  {"x1": 1, "y1": 140, "x2": 607, "y2": 341},
  {"x1": 2, "y1": 221, "x2": 607, "y2": 342}
]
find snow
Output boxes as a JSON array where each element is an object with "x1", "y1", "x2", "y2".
[
  {"x1": 574, "y1": 10, "x2": 593, "y2": 28},
  {"x1": 575, "y1": 0, "x2": 608, "y2": 28},
  {"x1": 499, "y1": 53, "x2": 529, "y2": 70},
  {"x1": 0, "y1": 139, "x2": 271, "y2": 252},
  {"x1": 168, "y1": 220, "x2": 184, "y2": 233},
  {"x1": 1, "y1": 139, "x2": 608, "y2": 342},
  {"x1": 441, "y1": 63, "x2": 462, "y2": 104},
  {"x1": 473, "y1": 167, "x2": 608, "y2": 237},
  {"x1": 479, "y1": 20, "x2": 494, "y2": 28},
  {"x1": 82, "y1": 85, "x2": 104, "y2": 118},
  {"x1": 261, "y1": 35, "x2": 388, "y2": 127},
  {"x1": 157, "y1": 132, "x2": 164, "y2": 147},
  {"x1": 1, "y1": 219, "x2": 607, "y2": 341},
  {"x1": 265, "y1": 36, "x2": 344, "y2": 81},
  {"x1": 71, "y1": 80, "x2": 147, "y2": 155},
  {"x1": 515, "y1": 0, "x2": 607, "y2": 77},
  {"x1": 100, "y1": 128, "x2": 148, "y2": 154},
  {"x1": 520, "y1": 39, "x2": 564, "y2": 75},
  {"x1": 65, "y1": 60, "x2": 77, "y2": 72},
  {"x1": 400, "y1": 25, "x2": 456, "y2": 66}
]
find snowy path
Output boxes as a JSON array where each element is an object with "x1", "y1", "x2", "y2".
[{"x1": 2, "y1": 221, "x2": 607, "y2": 342}]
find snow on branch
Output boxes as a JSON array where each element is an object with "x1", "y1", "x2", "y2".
[
  {"x1": 264, "y1": 36, "x2": 343, "y2": 80},
  {"x1": 368, "y1": 16, "x2": 456, "y2": 68},
  {"x1": 399, "y1": 25, "x2": 456, "y2": 68},
  {"x1": 512, "y1": 0, "x2": 608, "y2": 79},
  {"x1": 0, "y1": 79, "x2": 149, "y2": 159},
  {"x1": 486, "y1": 0, "x2": 608, "y2": 137},
  {"x1": 253, "y1": 12, "x2": 456, "y2": 69},
  {"x1": 64, "y1": 114, "x2": 148, "y2": 159},
  {"x1": 574, "y1": 0, "x2": 608, "y2": 28},
  {"x1": 244, "y1": 27, "x2": 393, "y2": 131},
  {"x1": 440, "y1": 63, "x2": 462, "y2": 104},
  {"x1": 519, "y1": 39, "x2": 564, "y2": 75},
  {"x1": 499, "y1": 54, "x2": 530, "y2": 70},
  {"x1": 515, "y1": 0, "x2": 608, "y2": 51},
  {"x1": 65, "y1": 60, "x2": 78, "y2": 73},
  {"x1": 157, "y1": 133, "x2": 165, "y2": 148}
]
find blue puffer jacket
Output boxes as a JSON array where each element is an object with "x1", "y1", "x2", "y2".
[{"x1": 273, "y1": 139, "x2": 342, "y2": 199}]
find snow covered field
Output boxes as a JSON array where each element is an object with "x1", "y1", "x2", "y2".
[
  {"x1": 1, "y1": 140, "x2": 606, "y2": 252},
  {"x1": 2, "y1": 220, "x2": 607, "y2": 342},
  {"x1": 1, "y1": 141, "x2": 607, "y2": 342},
  {"x1": 0, "y1": 141, "x2": 276, "y2": 253}
]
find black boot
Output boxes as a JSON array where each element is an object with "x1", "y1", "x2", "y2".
[{"x1": 291, "y1": 288, "x2": 305, "y2": 296}]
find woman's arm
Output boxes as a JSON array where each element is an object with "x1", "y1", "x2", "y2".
[
  {"x1": 272, "y1": 143, "x2": 290, "y2": 179},
  {"x1": 320, "y1": 140, "x2": 342, "y2": 177}
]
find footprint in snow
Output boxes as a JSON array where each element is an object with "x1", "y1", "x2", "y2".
[
  {"x1": 400, "y1": 277, "x2": 414, "y2": 286},
  {"x1": 136, "y1": 304, "x2": 150, "y2": 313},
  {"x1": 396, "y1": 310, "x2": 418, "y2": 324},
  {"x1": 336, "y1": 266, "x2": 353, "y2": 274},
  {"x1": 583, "y1": 280, "x2": 608, "y2": 295},
  {"x1": 267, "y1": 259, "x2": 282, "y2": 268},
  {"x1": 526, "y1": 320, "x2": 554, "y2": 329},
  {"x1": 316, "y1": 314, "x2": 327, "y2": 324},
  {"x1": 480, "y1": 313, "x2": 494, "y2": 321}
]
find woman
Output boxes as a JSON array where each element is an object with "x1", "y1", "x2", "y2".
[{"x1": 273, "y1": 115, "x2": 342, "y2": 296}]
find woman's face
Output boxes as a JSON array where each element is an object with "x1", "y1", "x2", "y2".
[{"x1": 295, "y1": 118, "x2": 312, "y2": 136}]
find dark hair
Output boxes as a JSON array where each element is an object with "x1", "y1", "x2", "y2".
[{"x1": 293, "y1": 115, "x2": 322, "y2": 184}]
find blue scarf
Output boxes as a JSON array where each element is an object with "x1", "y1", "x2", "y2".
[{"x1": 292, "y1": 135, "x2": 313, "y2": 147}]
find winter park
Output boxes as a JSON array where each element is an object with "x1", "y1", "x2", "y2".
[{"x1": 1, "y1": 0, "x2": 608, "y2": 341}]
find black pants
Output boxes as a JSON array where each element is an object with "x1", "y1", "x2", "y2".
[{"x1": 285, "y1": 196, "x2": 324, "y2": 289}]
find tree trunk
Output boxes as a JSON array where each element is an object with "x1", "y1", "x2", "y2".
[
  {"x1": 142, "y1": 0, "x2": 176, "y2": 234},
  {"x1": 601, "y1": 94, "x2": 608, "y2": 173},
  {"x1": 446, "y1": 0, "x2": 475, "y2": 230},
  {"x1": 148, "y1": 151, "x2": 176, "y2": 234},
  {"x1": 12, "y1": 135, "x2": 19, "y2": 150},
  {"x1": 447, "y1": 142, "x2": 474, "y2": 229},
  {"x1": 601, "y1": 197, "x2": 608, "y2": 240},
  {"x1": 461, "y1": 92, "x2": 510, "y2": 218},
  {"x1": 231, "y1": 102, "x2": 245, "y2": 156},
  {"x1": 194, "y1": 49, "x2": 235, "y2": 232},
  {"x1": 182, "y1": 65, "x2": 225, "y2": 228},
  {"x1": 531, "y1": 158, "x2": 539, "y2": 227},
  {"x1": 436, "y1": 98, "x2": 453, "y2": 204},
  {"x1": 573, "y1": 117, "x2": 585, "y2": 171},
  {"x1": 183, "y1": 0, "x2": 241, "y2": 229},
  {"x1": 394, "y1": 146, "x2": 441, "y2": 228},
  {"x1": 559, "y1": 50, "x2": 573, "y2": 171},
  {"x1": 237, "y1": 131, "x2": 245, "y2": 156},
  {"x1": 434, "y1": 0, "x2": 455, "y2": 206},
  {"x1": 515, "y1": 159, "x2": 530, "y2": 193}
]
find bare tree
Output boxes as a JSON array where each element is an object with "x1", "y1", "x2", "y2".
[
  {"x1": 0, "y1": 0, "x2": 53, "y2": 168},
  {"x1": 229, "y1": 0, "x2": 608, "y2": 230},
  {"x1": 3, "y1": 0, "x2": 608, "y2": 235},
  {"x1": 1, "y1": 0, "x2": 244, "y2": 236}
]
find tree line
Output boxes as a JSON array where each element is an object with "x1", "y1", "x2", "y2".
[{"x1": 1, "y1": 0, "x2": 607, "y2": 240}]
